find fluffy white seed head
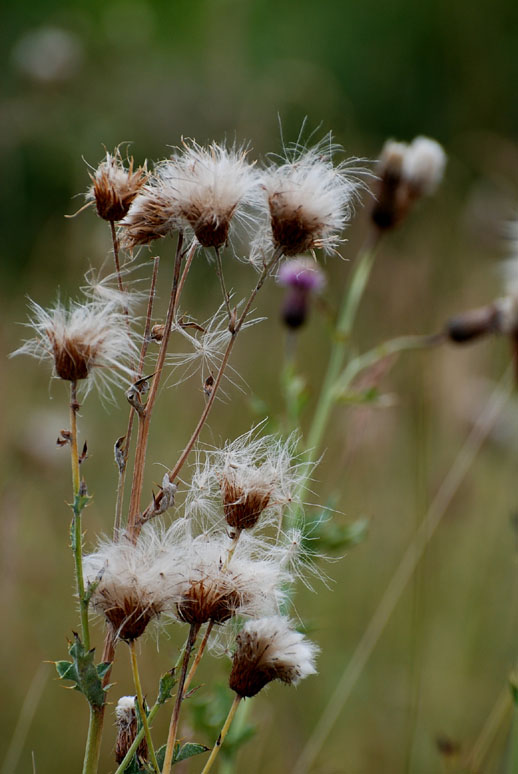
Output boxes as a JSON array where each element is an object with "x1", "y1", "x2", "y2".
[
  {"x1": 156, "y1": 141, "x2": 260, "y2": 248},
  {"x1": 184, "y1": 428, "x2": 311, "y2": 532},
  {"x1": 12, "y1": 295, "x2": 138, "y2": 399},
  {"x1": 83, "y1": 521, "x2": 188, "y2": 640},
  {"x1": 258, "y1": 137, "x2": 363, "y2": 257},
  {"x1": 402, "y1": 136, "x2": 446, "y2": 197},
  {"x1": 229, "y1": 616, "x2": 318, "y2": 697},
  {"x1": 175, "y1": 533, "x2": 289, "y2": 625}
]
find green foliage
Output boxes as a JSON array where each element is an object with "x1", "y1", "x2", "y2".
[
  {"x1": 303, "y1": 505, "x2": 369, "y2": 554},
  {"x1": 55, "y1": 634, "x2": 109, "y2": 709},
  {"x1": 157, "y1": 669, "x2": 177, "y2": 705}
]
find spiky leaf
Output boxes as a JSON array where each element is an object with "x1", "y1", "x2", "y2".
[{"x1": 54, "y1": 634, "x2": 107, "y2": 709}]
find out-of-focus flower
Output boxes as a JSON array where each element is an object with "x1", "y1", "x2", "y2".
[
  {"x1": 277, "y1": 257, "x2": 326, "y2": 329},
  {"x1": 11, "y1": 26, "x2": 83, "y2": 84},
  {"x1": 371, "y1": 135, "x2": 446, "y2": 230},
  {"x1": 229, "y1": 616, "x2": 318, "y2": 697}
]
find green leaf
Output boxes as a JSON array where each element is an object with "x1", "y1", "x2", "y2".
[
  {"x1": 174, "y1": 743, "x2": 209, "y2": 763},
  {"x1": 157, "y1": 669, "x2": 176, "y2": 704},
  {"x1": 155, "y1": 743, "x2": 208, "y2": 769},
  {"x1": 54, "y1": 634, "x2": 107, "y2": 709},
  {"x1": 510, "y1": 675, "x2": 518, "y2": 706}
]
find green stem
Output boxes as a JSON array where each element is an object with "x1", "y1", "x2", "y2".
[
  {"x1": 129, "y1": 641, "x2": 160, "y2": 774},
  {"x1": 114, "y1": 703, "x2": 161, "y2": 774},
  {"x1": 69, "y1": 382, "x2": 90, "y2": 650},
  {"x1": 305, "y1": 235, "x2": 379, "y2": 458},
  {"x1": 200, "y1": 695, "x2": 242, "y2": 774},
  {"x1": 82, "y1": 708, "x2": 103, "y2": 774}
]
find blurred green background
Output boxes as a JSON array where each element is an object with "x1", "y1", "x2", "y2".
[{"x1": 3, "y1": 1, "x2": 518, "y2": 772}]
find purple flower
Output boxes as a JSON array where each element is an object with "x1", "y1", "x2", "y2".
[{"x1": 277, "y1": 258, "x2": 326, "y2": 329}]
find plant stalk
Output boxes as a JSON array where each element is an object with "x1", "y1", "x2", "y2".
[
  {"x1": 183, "y1": 621, "x2": 214, "y2": 697},
  {"x1": 200, "y1": 695, "x2": 242, "y2": 774},
  {"x1": 305, "y1": 232, "x2": 380, "y2": 459},
  {"x1": 162, "y1": 624, "x2": 200, "y2": 774},
  {"x1": 129, "y1": 641, "x2": 160, "y2": 774},
  {"x1": 69, "y1": 382, "x2": 90, "y2": 650}
]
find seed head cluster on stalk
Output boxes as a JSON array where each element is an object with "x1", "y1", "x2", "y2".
[{"x1": 11, "y1": 127, "x2": 449, "y2": 774}]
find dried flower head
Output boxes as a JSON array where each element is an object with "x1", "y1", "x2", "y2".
[
  {"x1": 12, "y1": 296, "x2": 138, "y2": 398},
  {"x1": 176, "y1": 535, "x2": 287, "y2": 625},
  {"x1": 185, "y1": 428, "x2": 311, "y2": 533},
  {"x1": 277, "y1": 257, "x2": 326, "y2": 329},
  {"x1": 372, "y1": 136, "x2": 446, "y2": 230},
  {"x1": 120, "y1": 185, "x2": 181, "y2": 249},
  {"x1": 87, "y1": 148, "x2": 148, "y2": 222},
  {"x1": 115, "y1": 696, "x2": 148, "y2": 764},
  {"x1": 259, "y1": 137, "x2": 362, "y2": 257},
  {"x1": 83, "y1": 524, "x2": 186, "y2": 640},
  {"x1": 229, "y1": 616, "x2": 318, "y2": 697}
]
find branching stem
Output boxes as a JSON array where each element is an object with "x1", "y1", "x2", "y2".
[{"x1": 137, "y1": 247, "x2": 284, "y2": 529}]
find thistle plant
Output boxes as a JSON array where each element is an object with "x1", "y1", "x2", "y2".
[{"x1": 12, "y1": 130, "x2": 446, "y2": 773}]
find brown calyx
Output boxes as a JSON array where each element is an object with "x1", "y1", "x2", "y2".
[
  {"x1": 176, "y1": 578, "x2": 241, "y2": 625},
  {"x1": 269, "y1": 194, "x2": 316, "y2": 256},
  {"x1": 50, "y1": 334, "x2": 92, "y2": 381},
  {"x1": 92, "y1": 162, "x2": 148, "y2": 222},
  {"x1": 221, "y1": 478, "x2": 271, "y2": 531},
  {"x1": 104, "y1": 597, "x2": 157, "y2": 641},
  {"x1": 194, "y1": 219, "x2": 230, "y2": 248},
  {"x1": 115, "y1": 713, "x2": 148, "y2": 764}
]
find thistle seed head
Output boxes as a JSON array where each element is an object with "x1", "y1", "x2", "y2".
[
  {"x1": 260, "y1": 137, "x2": 362, "y2": 256},
  {"x1": 185, "y1": 428, "x2": 311, "y2": 532},
  {"x1": 83, "y1": 524, "x2": 187, "y2": 641},
  {"x1": 176, "y1": 535, "x2": 288, "y2": 625},
  {"x1": 12, "y1": 295, "x2": 138, "y2": 399},
  {"x1": 156, "y1": 141, "x2": 260, "y2": 248},
  {"x1": 87, "y1": 148, "x2": 148, "y2": 222},
  {"x1": 229, "y1": 616, "x2": 318, "y2": 698}
]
